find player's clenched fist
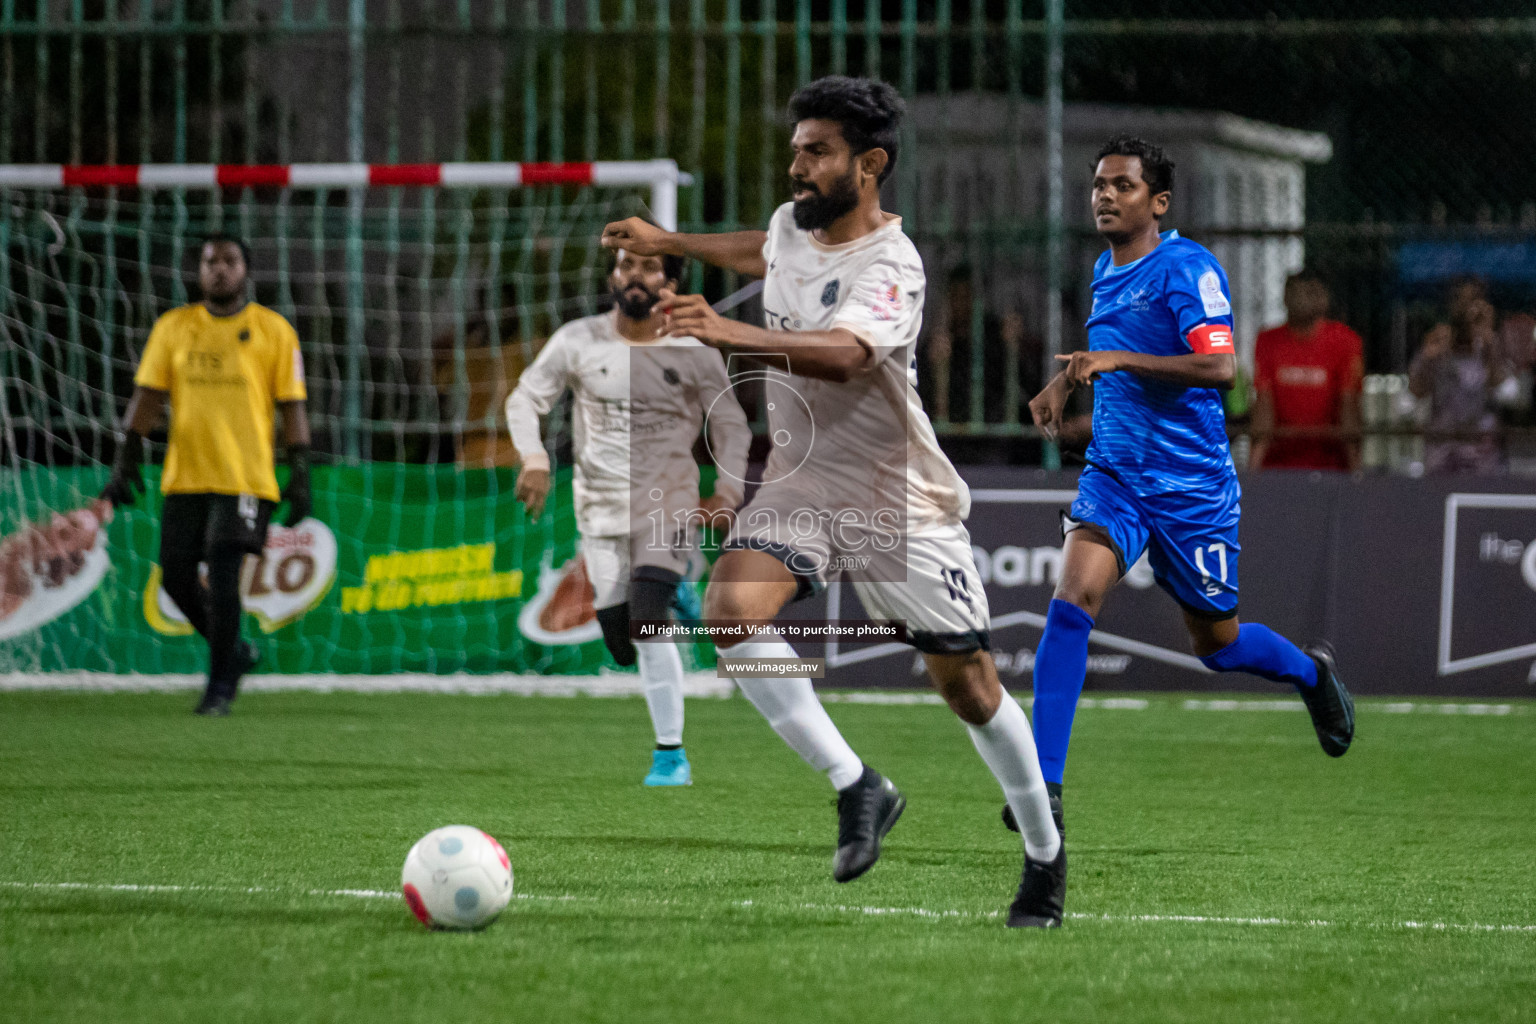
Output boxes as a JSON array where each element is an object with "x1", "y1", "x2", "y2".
[
  {"x1": 601, "y1": 217, "x2": 675, "y2": 257},
  {"x1": 1028, "y1": 377, "x2": 1071, "y2": 442},
  {"x1": 657, "y1": 290, "x2": 738, "y2": 347},
  {"x1": 515, "y1": 467, "x2": 551, "y2": 521}
]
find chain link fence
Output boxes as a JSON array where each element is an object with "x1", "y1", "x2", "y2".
[{"x1": 5, "y1": 1, "x2": 1534, "y2": 470}]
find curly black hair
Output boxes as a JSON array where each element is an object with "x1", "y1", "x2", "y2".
[
  {"x1": 661, "y1": 251, "x2": 687, "y2": 287},
  {"x1": 200, "y1": 231, "x2": 251, "y2": 268},
  {"x1": 610, "y1": 237, "x2": 687, "y2": 288},
  {"x1": 787, "y1": 75, "x2": 905, "y2": 184},
  {"x1": 1094, "y1": 135, "x2": 1175, "y2": 199}
]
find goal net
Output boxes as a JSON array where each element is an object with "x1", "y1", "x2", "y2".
[{"x1": 0, "y1": 160, "x2": 717, "y2": 686}]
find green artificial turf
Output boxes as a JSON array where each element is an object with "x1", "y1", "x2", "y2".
[{"x1": 2, "y1": 690, "x2": 1534, "y2": 1023}]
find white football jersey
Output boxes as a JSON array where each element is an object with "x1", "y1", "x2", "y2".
[
  {"x1": 757, "y1": 202, "x2": 968, "y2": 531},
  {"x1": 505, "y1": 312, "x2": 751, "y2": 538}
]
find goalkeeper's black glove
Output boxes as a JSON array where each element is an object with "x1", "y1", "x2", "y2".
[
  {"x1": 280, "y1": 444, "x2": 312, "y2": 527},
  {"x1": 100, "y1": 431, "x2": 145, "y2": 507}
]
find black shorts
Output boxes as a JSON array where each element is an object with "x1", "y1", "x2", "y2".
[{"x1": 160, "y1": 493, "x2": 276, "y2": 562}]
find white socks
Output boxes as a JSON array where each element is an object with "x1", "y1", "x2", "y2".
[
  {"x1": 722, "y1": 631, "x2": 864, "y2": 791},
  {"x1": 717, "y1": 632, "x2": 1060, "y2": 863},
  {"x1": 636, "y1": 641, "x2": 686, "y2": 747},
  {"x1": 966, "y1": 695, "x2": 1062, "y2": 863}
]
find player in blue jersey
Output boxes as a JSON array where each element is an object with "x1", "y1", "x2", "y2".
[{"x1": 1012, "y1": 136, "x2": 1355, "y2": 837}]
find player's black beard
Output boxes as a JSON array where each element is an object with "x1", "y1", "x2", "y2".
[
  {"x1": 612, "y1": 284, "x2": 659, "y2": 321},
  {"x1": 791, "y1": 169, "x2": 860, "y2": 231},
  {"x1": 202, "y1": 285, "x2": 244, "y2": 309}
]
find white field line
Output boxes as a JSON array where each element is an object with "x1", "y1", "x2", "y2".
[
  {"x1": 0, "y1": 673, "x2": 1524, "y2": 715},
  {"x1": 0, "y1": 671, "x2": 736, "y2": 699},
  {"x1": 821, "y1": 694, "x2": 1152, "y2": 711},
  {"x1": 6, "y1": 880, "x2": 1535, "y2": 935},
  {"x1": 1182, "y1": 698, "x2": 1520, "y2": 716}
]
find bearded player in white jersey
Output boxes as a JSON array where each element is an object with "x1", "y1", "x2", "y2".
[
  {"x1": 602, "y1": 76, "x2": 1065, "y2": 927},
  {"x1": 506, "y1": 247, "x2": 751, "y2": 787}
]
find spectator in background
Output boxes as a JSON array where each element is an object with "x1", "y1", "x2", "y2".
[
  {"x1": 1410, "y1": 294, "x2": 1518, "y2": 475},
  {"x1": 1249, "y1": 270, "x2": 1364, "y2": 472},
  {"x1": 923, "y1": 267, "x2": 1042, "y2": 430}
]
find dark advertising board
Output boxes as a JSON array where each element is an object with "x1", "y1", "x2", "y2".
[{"x1": 797, "y1": 469, "x2": 1535, "y2": 698}]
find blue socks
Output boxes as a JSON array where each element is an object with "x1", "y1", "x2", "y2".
[
  {"x1": 1031, "y1": 598, "x2": 1095, "y2": 786},
  {"x1": 1031, "y1": 608, "x2": 1316, "y2": 785},
  {"x1": 1199, "y1": 622, "x2": 1318, "y2": 688}
]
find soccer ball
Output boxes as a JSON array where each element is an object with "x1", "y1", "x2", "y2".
[{"x1": 401, "y1": 825, "x2": 513, "y2": 930}]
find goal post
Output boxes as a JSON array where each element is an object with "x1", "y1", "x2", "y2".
[
  {"x1": 0, "y1": 159, "x2": 722, "y2": 689},
  {"x1": 0, "y1": 160, "x2": 687, "y2": 232}
]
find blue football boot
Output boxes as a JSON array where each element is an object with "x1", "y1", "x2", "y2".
[
  {"x1": 670, "y1": 579, "x2": 703, "y2": 624},
  {"x1": 644, "y1": 747, "x2": 692, "y2": 787}
]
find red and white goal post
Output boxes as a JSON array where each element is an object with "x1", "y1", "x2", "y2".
[{"x1": 0, "y1": 159, "x2": 688, "y2": 230}]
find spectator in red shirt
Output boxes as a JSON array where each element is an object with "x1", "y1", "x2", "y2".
[{"x1": 1250, "y1": 271, "x2": 1364, "y2": 472}]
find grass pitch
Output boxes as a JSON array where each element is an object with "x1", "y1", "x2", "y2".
[{"x1": 2, "y1": 689, "x2": 1534, "y2": 1023}]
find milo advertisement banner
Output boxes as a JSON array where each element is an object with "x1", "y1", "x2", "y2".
[
  {"x1": 2, "y1": 462, "x2": 1532, "y2": 696},
  {"x1": 144, "y1": 518, "x2": 339, "y2": 636},
  {"x1": 0, "y1": 464, "x2": 709, "y2": 677}
]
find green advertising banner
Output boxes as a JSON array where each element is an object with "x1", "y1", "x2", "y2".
[{"x1": 0, "y1": 464, "x2": 716, "y2": 677}]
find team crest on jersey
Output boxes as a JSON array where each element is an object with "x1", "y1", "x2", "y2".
[
  {"x1": 821, "y1": 280, "x2": 840, "y2": 307},
  {"x1": 238, "y1": 329, "x2": 250, "y2": 342},
  {"x1": 663, "y1": 368, "x2": 681, "y2": 385}
]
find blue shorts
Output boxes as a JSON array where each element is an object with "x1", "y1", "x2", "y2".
[{"x1": 1067, "y1": 466, "x2": 1241, "y2": 619}]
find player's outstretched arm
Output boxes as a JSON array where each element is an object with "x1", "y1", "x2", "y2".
[
  {"x1": 601, "y1": 217, "x2": 768, "y2": 278},
  {"x1": 658, "y1": 291, "x2": 874, "y2": 382},
  {"x1": 1056, "y1": 350, "x2": 1235, "y2": 390}
]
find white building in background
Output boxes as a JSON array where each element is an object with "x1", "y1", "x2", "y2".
[{"x1": 906, "y1": 95, "x2": 1333, "y2": 372}]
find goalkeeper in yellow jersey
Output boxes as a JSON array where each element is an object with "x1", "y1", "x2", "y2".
[{"x1": 102, "y1": 233, "x2": 312, "y2": 716}]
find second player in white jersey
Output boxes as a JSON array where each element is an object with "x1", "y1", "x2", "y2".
[
  {"x1": 506, "y1": 248, "x2": 750, "y2": 788},
  {"x1": 505, "y1": 311, "x2": 750, "y2": 549}
]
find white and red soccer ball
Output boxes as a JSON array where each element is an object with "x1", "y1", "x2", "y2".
[{"x1": 401, "y1": 825, "x2": 513, "y2": 930}]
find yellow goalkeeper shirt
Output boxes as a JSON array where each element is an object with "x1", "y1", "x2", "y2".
[{"x1": 135, "y1": 302, "x2": 307, "y2": 501}]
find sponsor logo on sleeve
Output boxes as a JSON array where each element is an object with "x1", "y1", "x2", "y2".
[
  {"x1": 1198, "y1": 270, "x2": 1232, "y2": 317},
  {"x1": 869, "y1": 279, "x2": 903, "y2": 321}
]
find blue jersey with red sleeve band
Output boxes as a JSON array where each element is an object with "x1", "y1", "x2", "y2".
[{"x1": 1083, "y1": 230, "x2": 1238, "y2": 496}]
